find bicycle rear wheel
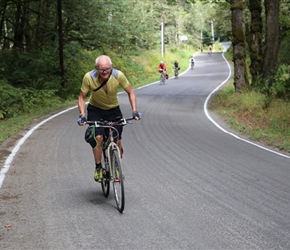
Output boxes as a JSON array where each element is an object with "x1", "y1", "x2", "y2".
[
  {"x1": 160, "y1": 74, "x2": 165, "y2": 85},
  {"x1": 111, "y1": 148, "x2": 125, "y2": 213}
]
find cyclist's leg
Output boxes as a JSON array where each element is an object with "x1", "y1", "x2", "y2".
[
  {"x1": 92, "y1": 135, "x2": 103, "y2": 163},
  {"x1": 87, "y1": 105, "x2": 106, "y2": 181},
  {"x1": 116, "y1": 140, "x2": 124, "y2": 157},
  {"x1": 88, "y1": 106, "x2": 122, "y2": 183},
  {"x1": 110, "y1": 107, "x2": 123, "y2": 157},
  {"x1": 115, "y1": 125, "x2": 123, "y2": 158}
]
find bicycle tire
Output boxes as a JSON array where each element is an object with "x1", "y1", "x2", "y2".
[
  {"x1": 101, "y1": 159, "x2": 110, "y2": 197},
  {"x1": 160, "y1": 74, "x2": 166, "y2": 85},
  {"x1": 111, "y1": 148, "x2": 125, "y2": 213},
  {"x1": 174, "y1": 69, "x2": 178, "y2": 78}
]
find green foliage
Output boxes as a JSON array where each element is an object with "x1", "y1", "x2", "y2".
[
  {"x1": 0, "y1": 79, "x2": 58, "y2": 120},
  {"x1": 0, "y1": 47, "x2": 59, "y2": 89},
  {"x1": 270, "y1": 64, "x2": 290, "y2": 99},
  {"x1": 253, "y1": 64, "x2": 290, "y2": 102},
  {"x1": 279, "y1": 35, "x2": 290, "y2": 65}
]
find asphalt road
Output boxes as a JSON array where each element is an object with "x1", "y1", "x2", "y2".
[{"x1": 1, "y1": 47, "x2": 290, "y2": 250}]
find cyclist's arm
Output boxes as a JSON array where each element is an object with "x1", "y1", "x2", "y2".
[
  {"x1": 124, "y1": 85, "x2": 137, "y2": 113},
  {"x1": 78, "y1": 91, "x2": 87, "y2": 116}
]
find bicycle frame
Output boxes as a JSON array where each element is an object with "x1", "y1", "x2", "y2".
[
  {"x1": 174, "y1": 67, "x2": 178, "y2": 78},
  {"x1": 160, "y1": 71, "x2": 166, "y2": 84},
  {"x1": 103, "y1": 127, "x2": 121, "y2": 180}
]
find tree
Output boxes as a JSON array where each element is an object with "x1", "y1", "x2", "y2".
[
  {"x1": 247, "y1": 0, "x2": 263, "y2": 85},
  {"x1": 228, "y1": 0, "x2": 248, "y2": 91},
  {"x1": 262, "y1": 0, "x2": 280, "y2": 78}
]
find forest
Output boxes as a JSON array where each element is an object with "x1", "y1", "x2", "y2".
[{"x1": 0, "y1": 0, "x2": 289, "y2": 122}]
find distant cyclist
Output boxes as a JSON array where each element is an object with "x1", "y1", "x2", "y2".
[
  {"x1": 158, "y1": 60, "x2": 167, "y2": 79},
  {"x1": 190, "y1": 56, "x2": 195, "y2": 69},
  {"x1": 173, "y1": 60, "x2": 179, "y2": 78},
  {"x1": 208, "y1": 45, "x2": 212, "y2": 55}
]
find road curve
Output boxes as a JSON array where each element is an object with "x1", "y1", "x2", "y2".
[{"x1": 1, "y1": 49, "x2": 290, "y2": 250}]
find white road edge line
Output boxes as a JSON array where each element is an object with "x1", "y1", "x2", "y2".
[
  {"x1": 1, "y1": 51, "x2": 289, "y2": 188},
  {"x1": 203, "y1": 46, "x2": 290, "y2": 160},
  {"x1": 0, "y1": 106, "x2": 76, "y2": 188}
]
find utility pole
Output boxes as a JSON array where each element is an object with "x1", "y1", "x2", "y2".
[
  {"x1": 210, "y1": 19, "x2": 215, "y2": 41},
  {"x1": 200, "y1": 16, "x2": 203, "y2": 52},
  {"x1": 161, "y1": 12, "x2": 166, "y2": 57}
]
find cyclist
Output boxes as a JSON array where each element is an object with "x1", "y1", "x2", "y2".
[
  {"x1": 173, "y1": 60, "x2": 179, "y2": 78},
  {"x1": 190, "y1": 56, "x2": 195, "y2": 69},
  {"x1": 208, "y1": 45, "x2": 212, "y2": 55},
  {"x1": 158, "y1": 60, "x2": 167, "y2": 79},
  {"x1": 77, "y1": 55, "x2": 141, "y2": 182}
]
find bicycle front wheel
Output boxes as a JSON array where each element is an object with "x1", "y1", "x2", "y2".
[{"x1": 111, "y1": 148, "x2": 125, "y2": 213}]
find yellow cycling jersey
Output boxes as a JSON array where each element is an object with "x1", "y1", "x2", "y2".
[{"x1": 81, "y1": 68, "x2": 130, "y2": 110}]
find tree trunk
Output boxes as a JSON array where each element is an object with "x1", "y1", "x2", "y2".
[
  {"x1": 13, "y1": 0, "x2": 23, "y2": 49},
  {"x1": 262, "y1": 0, "x2": 280, "y2": 78},
  {"x1": 247, "y1": 0, "x2": 263, "y2": 85},
  {"x1": 0, "y1": 0, "x2": 10, "y2": 49},
  {"x1": 229, "y1": 0, "x2": 248, "y2": 91}
]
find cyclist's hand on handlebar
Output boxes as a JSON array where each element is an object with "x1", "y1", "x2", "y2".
[
  {"x1": 77, "y1": 116, "x2": 87, "y2": 125},
  {"x1": 132, "y1": 111, "x2": 141, "y2": 120}
]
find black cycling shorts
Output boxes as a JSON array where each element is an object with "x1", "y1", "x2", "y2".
[{"x1": 87, "y1": 104, "x2": 123, "y2": 140}]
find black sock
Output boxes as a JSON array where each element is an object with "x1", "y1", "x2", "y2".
[{"x1": 95, "y1": 163, "x2": 102, "y2": 170}]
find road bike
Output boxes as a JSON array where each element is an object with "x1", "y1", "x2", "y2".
[
  {"x1": 190, "y1": 61, "x2": 194, "y2": 70},
  {"x1": 86, "y1": 117, "x2": 136, "y2": 213},
  {"x1": 174, "y1": 67, "x2": 179, "y2": 79},
  {"x1": 208, "y1": 47, "x2": 212, "y2": 56},
  {"x1": 159, "y1": 70, "x2": 166, "y2": 85}
]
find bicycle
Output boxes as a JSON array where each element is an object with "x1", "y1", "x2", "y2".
[
  {"x1": 86, "y1": 117, "x2": 136, "y2": 213},
  {"x1": 208, "y1": 47, "x2": 212, "y2": 56},
  {"x1": 159, "y1": 70, "x2": 166, "y2": 85},
  {"x1": 190, "y1": 61, "x2": 194, "y2": 70},
  {"x1": 174, "y1": 67, "x2": 179, "y2": 79}
]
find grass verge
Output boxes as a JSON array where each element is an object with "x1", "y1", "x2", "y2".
[{"x1": 209, "y1": 84, "x2": 290, "y2": 154}]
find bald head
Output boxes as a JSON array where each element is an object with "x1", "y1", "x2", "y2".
[{"x1": 95, "y1": 55, "x2": 112, "y2": 68}]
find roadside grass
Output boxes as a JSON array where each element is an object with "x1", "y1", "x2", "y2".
[
  {"x1": 131, "y1": 47, "x2": 193, "y2": 87},
  {"x1": 0, "y1": 99, "x2": 76, "y2": 142},
  {"x1": 209, "y1": 84, "x2": 290, "y2": 153}
]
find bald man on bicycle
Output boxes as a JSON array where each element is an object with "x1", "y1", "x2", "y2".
[{"x1": 77, "y1": 55, "x2": 141, "y2": 182}]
